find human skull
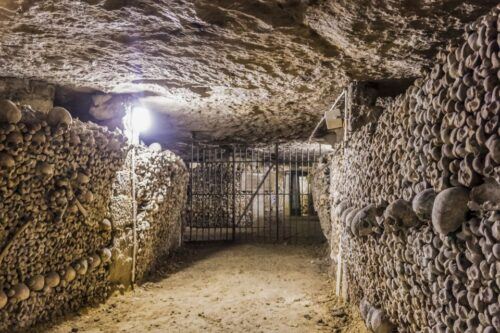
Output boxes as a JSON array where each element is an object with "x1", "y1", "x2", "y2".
[
  {"x1": 383, "y1": 199, "x2": 419, "y2": 232},
  {"x1": 0, "y1": 99, "x2": 22, "y2": 124},
  {"x1": 30, "y1": 131, "x2": 46, "y2": 154},
  {"x1": 351, "y1": 205, "x2": 380, "y2": 237},
  {"x1": 47, "y1": 107, "x2": 73, "y2": 129},
  {"x1": 6, "y1": 131, "x2": 24, "y2": 153}
]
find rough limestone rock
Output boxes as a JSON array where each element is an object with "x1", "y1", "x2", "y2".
[
  {"x1": 0, "y1": 78, "x2": 55, "y2": 113},
  {"x1": 0, "y1": 0, "x2": 496, "y2": 143}
]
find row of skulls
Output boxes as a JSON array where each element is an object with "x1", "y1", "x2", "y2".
[
  {"x1": 327, "y1": 5, "x2": 499, "y2": 333},
  {"x1": 0, "y1": 99, "x2": 127, "y2": 331},
  {"x1": 0, "y1": 248, "x2": 112, "y2": 308}
]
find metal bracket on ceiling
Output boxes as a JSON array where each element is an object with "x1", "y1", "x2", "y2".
[{"x1": 307, "y1": 89, "x2": 347, "y2": 144}]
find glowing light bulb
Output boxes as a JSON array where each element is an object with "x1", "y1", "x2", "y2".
[
  {"x1": 124, "y1": 106, "x2": 152, "y2": 144},
  {"x1": 131, "y1": 106, "x2": 151, "y2": 133}
]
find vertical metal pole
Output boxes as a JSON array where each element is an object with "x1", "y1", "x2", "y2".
[
  {"x1": 202, "y1": 148, "x2": 206, "y2": 241},
  {"x1": 268, "y1": 148, "x2": 272, "y2": 242},
  {"x1": 127, "y1": 103, "x2": 139, "y2": 289},
  {"x1": 338, "y1": 87, "x2": 349, "y2": 297},
  {"x1": 299, "y1": 148, "x2": 302, "y2": 238},
  {"x1": 344, "y1": 88, "x2": 349, "y2": 143},
  {"x1": 265, "y1": 148, "x2": 268, "y2": 241},
  {"x1": 216, "y1": 148, "x2": 218, "y2": 240},
  {"x1": 307, "y1": 148, "x2": 311, "y2": 240},
  {"x1": 232, "y1": 146, "x2": 236, "y2": 241},
  {"x1": 211, "y1": 148, "x2": 215, "y2": 240},
  {"x1": 293, "y1": 148, "x2": 300, "y2": 242},
  {"x1": 282, "y1": 148, "x2": 286, "y2": 241},
  {"x1": 336, "y1": 237, "x2": 343, "y2": 295},
  {"x1": 256, "y1": 149, "x2": 259, "y2": 240},
  {"x1": 219, "y1": 148, "x2": 223, "y2": 241},
  {"x1": 217, "y1": 148, "x2": 220, "y2": 240},
  {"x1": 210, "y1": 148, "x2": 214, "y2": 241},
  {"x1": 196, "y1": 146, "x2": 200, "y2": 241},
  {"x1": 275, "y1": 143, "x2": 279, "y2": 242},
  {"x1": 257, "y1": 149, "x2": 261, "y2": 240},
  {"x1": 312, "y1": 148, "x2": 318, "y2": 238},
  {"x1": 264, "y1": 148, "x2": 268, "y2": 242},
  {"x1": 245, "y1": 148, "x2": 249, "y2": 241},
  {"x1": 207, "y1": 148, "x2": 211, "y2": 241},
  {"x1": 307, "y1": 148, "x2": 311, "y2": 216},
  {"x1": 131, "y1": 144, "x2": 137, "y2": 289},
  {"x1": 189, "y1": 143, "x2": 194, "y2": 241},
  {"x1": 250, "y1": 148, "x2": 254, "y2": 241},
  {"x1": 225, "y1": 147, "x2": 230, "y2": 241},
  {"x1": 288, "y1": 147, "x2": 292, "y2": 241}
]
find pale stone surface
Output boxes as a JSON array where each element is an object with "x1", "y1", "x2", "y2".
[
  {"x1": 0, "y1": 78, "x2": 55, "y2": 113},
  {"x1": 0, "y1": 0, "x2": 496, "y2": 143}
]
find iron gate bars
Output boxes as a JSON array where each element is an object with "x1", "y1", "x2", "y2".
[
  {"x1": 187, "y1": 145, "x2": 233, "y2": 242},
  {"x1": 185, "y1": 144, "x2": 325, "y2": 243}
]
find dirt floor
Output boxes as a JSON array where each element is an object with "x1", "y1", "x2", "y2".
[{"x1": 35, "y1": 244, "x2": 367, "y2": 333}]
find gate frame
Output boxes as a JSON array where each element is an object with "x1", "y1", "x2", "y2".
[{"x1": 185, "y1": 143, "x2": 325, "y2": 243}]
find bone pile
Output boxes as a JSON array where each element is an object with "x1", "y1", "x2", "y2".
[
  {"x1": 188, "y1": 161, "x2": 250, "y2": 228},
  {"x1": 110, "y1": 145, "x2": 188, "y2": 282},
  {"x1": 312, "y1": 154, "x2": 333, "y2": 247},
  {"x1": 0, "y1": 101, "x2": 127, "y2": 332},
  {"x1": 326, "y1": 6, "x2": 500, "y2": 332},
  {"x1": 132, "y1": 145, "x2": 188, "y2": 279}
]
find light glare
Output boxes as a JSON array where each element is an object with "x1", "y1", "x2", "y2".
[
  {"x1": 124, "y1": 106, "x2": 152, "y2": 144},
  {"x1": 130, "y1": 106, "x2": 151, "y2": 133}
]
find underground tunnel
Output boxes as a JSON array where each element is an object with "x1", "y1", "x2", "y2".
[{"x1": 0, "y1": 0, "x2": 499, "y2": 332}]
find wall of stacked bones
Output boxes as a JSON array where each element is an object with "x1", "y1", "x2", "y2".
[
  {"x1": 188, "y1": 161, "x2": 251, "y2": 229},
  {"x1": 312, "y1": 154, "x2": 333, "y2": 247},
  {"x1": 0, "y1": 101, "x2": 188, "y2": 331},
  {"x1": 323, "y1": 7, "x2": 500, "y2": 333},
  {"x1": 110, "y1": 146, "x2": 188, "y2": 284},
  {"x1": 0, "y1": 101, "x2": 127, "y2": 331}
]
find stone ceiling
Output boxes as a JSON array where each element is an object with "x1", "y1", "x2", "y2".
[{"x1": 0, "y1": 0, "x2": 497, "y2": 144}]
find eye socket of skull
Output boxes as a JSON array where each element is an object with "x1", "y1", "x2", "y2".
[{"x1": 60, "y1": 122, "x2": 71, "y2": 130}]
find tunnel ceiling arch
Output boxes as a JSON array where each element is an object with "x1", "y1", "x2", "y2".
[{"x1": 0, "y1": 0, "x2": 497, "y2": 143}]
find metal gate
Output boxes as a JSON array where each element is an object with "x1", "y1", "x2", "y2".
[{"x1": 185, "y1": 144, "x2": 325, "y2": 243}]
